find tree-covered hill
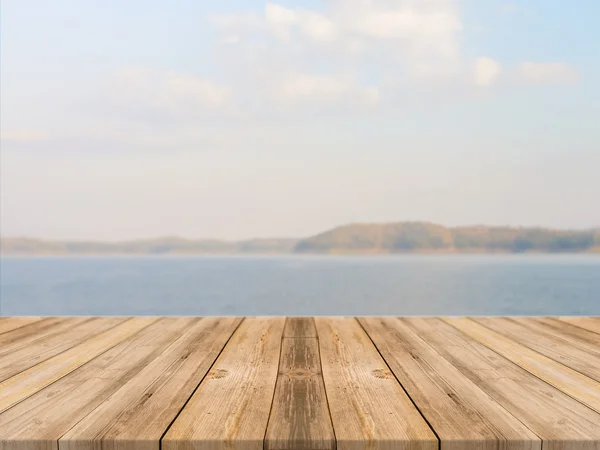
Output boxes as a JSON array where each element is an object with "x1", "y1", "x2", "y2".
[
  {"x1": 2, "y1": 223, "x2": 598, "y2": 255},
  {"x1": 0, "y1": 237, "x2": 298, "y2": 255},
  {"x1": 294, "y1": 222, "x2": 600, "y2": 253}
]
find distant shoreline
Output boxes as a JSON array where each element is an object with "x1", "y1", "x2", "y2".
[
  {"x1": 2, "y1": 221, "x2": 599, "y2": 256},
  {"x1": 2, "y1": 250, "x2": 599, "y2": 257}
]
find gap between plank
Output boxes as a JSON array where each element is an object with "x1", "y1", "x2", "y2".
[
  {"x1": 0, "y1": 317, "x2": 45, "y2": 336},
  {"x1": 157, "y1": 317, "x2": 246, "y2": 450},
  {"x1": 262, "y1": 318, "x2": 287, "y2": 450},
  {"x1": 553, "y1": 317, "x2": 600, "y2": 337},
  {"x1": 355, "y1": 317, "x2": 442, "y2": 450},
  {"x1": 54, "y1": 317, "x2": 208, "y2": 448},
  {"x1": 469, "y1": 317, "x2": 600, "y2": 388},
  {"x1": 263, "y1": 317, "x2": 338, "y2": 450},
  {"x1": 0, "y1": 318, "x2": 127, "y2": 382},
  {"x1": 391, "y1": 318, "x2": 544, "y2": 446},
  {"x1": 0, "y1": 317, "x2": 155, "y2": 414},
  {"x1": 444, "y1": 317, "x2": 600, "y2": 417},
  {"x1": 314, "y1": 317, "x2": 338, "y2": 450}
]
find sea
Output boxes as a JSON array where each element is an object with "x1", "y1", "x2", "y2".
[{"x1": 1, "y1": 254, "x2": 599, "y2": 316}]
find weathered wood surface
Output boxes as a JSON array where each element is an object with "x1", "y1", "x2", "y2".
[
  {"x1": 532, "y1": 317, "x2": 600, "y2": 351},
  {"x1": 445, "y1": 317, "x2": 600, "y2": 414},
  {"x1": 0, "y1": 317, "x2": 157, "y2": 414},
  {"x1": 265, "y1": 318, "x2": 335, "y2": 450},
  {"x1": 472, "y1": 317, "x2": 600, "y2": 382},
  {"x1": 0, "y1": 317, "x2": 82, "y2": 357},
  {"x1": 428, "y1": 318, "x2": 600, "y2": 450},
  {"x1": 315, "y1": 317, "x2": 438, "y2": 450},
  {"x1": 358, "y1": 317, "x2": 540, "y2": 450},
  {"x1": 61, "y1": 317, "x2": 242, "y2": 450},
  {"x1": 162, "y1": 317, "x2": 286, "y2": 450},
  {"x1": 0, "y1": 316, "x2": 43, "y2": 335},
  {"x1": 0, "y1": 316, "x2": 599, "y2": 450},
  {"x1": 0, "y1": 318, "x2": 195, "y2": 450},
  {"x1": 558, "y1": 316, "x2": 600, "y2": 335},
  {"x1": 0, "y1": 317, "x2": 126, "y2": 382}
]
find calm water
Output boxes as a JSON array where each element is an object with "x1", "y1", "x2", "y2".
[{"x1": 1, "y1": 255, "x2": 599, "y2": 316}]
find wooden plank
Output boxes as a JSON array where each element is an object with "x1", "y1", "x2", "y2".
[
  {"x1": 0, "y1": 317, "x2": 197, "y2": 450},
  {"x1": 315, "y1": 317, "x2": 437, "y2": 450},
  {"x1": 0, "y1": 317, "x2": 43, "y2": 335},
  {"x1": 557, "y1": 316, "x2": 600, "y2": 335},
  {"x1": 358, "y1": 317, "x2": 540, "y2": 450},
  {"x1": 526, "y1": 317, "x2": 600, "y2": 352},
  {"x1": 265, "y1": 318, "x2": 335, "y2": 450},
  {"x1": 445, "y1": 317, "x2": 600, "y2": 413},
  {"x1": 0, "y1": 316, "x2": 156, "y2": 413},
  {"x1": 283, "y1": 317, "x2": 317, "y2": 338},
  {"x1": 59, "y1": 317, "x2": 242, "y2": 450},
  {"x1": 0, "y1": 317, "x2": 79, "y2": 351},
  {"x1": 162, "y1": 317, "x2": 285, "y2": 450},
  {"x1": 0, "y1": 317, "x2": 127, "y2": 382},
  {"x1": 404, "y1": 317, "x2": 600, "y2": 450},
  {"x1": 1, "y1": 315, "x2": 599, "y2": 450},
  {"x1": 473, "y1": 317, "x2": 600, "y2": 382}
]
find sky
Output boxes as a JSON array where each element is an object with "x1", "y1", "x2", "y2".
[{"x1": 1, "y1": 0, "x2": 599, "y2": 240}]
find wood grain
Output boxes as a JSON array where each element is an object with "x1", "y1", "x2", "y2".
[
  {"x1": 358, "y1": 317, "x2": 540, "y2": 450},
  {"x1": 0, "y1": 317, "x2": 126, "y2": 382},
  {"x1": 557, "y1": 316, "x2": 600, "y2": 335},
  {"x1": 265, "y1": 318, "x2": 335, "y2": 450},
  {"x1": 0, "y1": 317, "x2": 43, "y2": 335},
  {"x1": 473, "y1": 317, "x2": 600, "y2": 382},
  {"x1": 162, "y1": 317, "x2": 285, "y2": 450},
  {"x1": 0, "y1": 317, "x2": 78, "y2": 353},
  {"x1": 524, "y1": 317, "x2": 600, "y2": 351},
  {"x1": 283, "y1": 317, "x2": 318, "y2": 338},
  {"x1": 0, "y1": 317, "x2": 156, "y2": 413},
  {"x1": 405, "y1": 317, "x2": 600, "y2": 450},
  {"x1": 445, "y1": 317, "x2": 600, "y2": 413},
  {"x1": 315, "y1": 317, "x2": 437, "y2": 450},
  {"x1": 60, "y1": 317, "x2": 242, "y2": 450},
  {"x1": 534, "y1": 317, "x2": 600, "y2": 348},
  {"x1": 0, "y1": 318, "x2": 196, "y2": 450},
  {"x1": 1, "y1": 316, "x2": 599, "y2": 450}
]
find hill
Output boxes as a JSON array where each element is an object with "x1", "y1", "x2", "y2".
[
  {"x1": 293, "y1": 222, "x2": 600, "y2": 254},
  {"x1": 2, "y1": 223, "x2": 599, "y2": 255},
  {"x1": 0, "y1": 237, "x2": 298, "y2": 255}
]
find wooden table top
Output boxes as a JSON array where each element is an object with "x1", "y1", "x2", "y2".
[{"x1": 0, "y1": 316, "x2": 599, "y2": 450}]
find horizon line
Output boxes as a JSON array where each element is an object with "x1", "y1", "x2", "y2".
[{"x1": 2, "y1": 221, "x2": 599, "y2": 243}]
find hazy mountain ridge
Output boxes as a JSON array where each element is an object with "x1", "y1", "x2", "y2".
[
  {"x1": 294, "y1": 222, "x2": 600, "y2": 254},
  {"x1": 0, "y1": 237, "x2": 298, "y2": 255},
  {"x1": 2, "y1": 222, "x2": 599, "y2": 255}
]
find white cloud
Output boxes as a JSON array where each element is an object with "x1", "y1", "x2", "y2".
[
  {"x1": 277, "y1": 72, "x2": 353, "y2": 98},
  {"x1": 112, "y1": 68, "x2": 232, "y2": 120},
  {"x1": 349, "y1": 9, "x2": 461, "y2": 41},
  {"x1": 270, "y1": 71, "x2": 380, "y2": 110},
  {"x1": 473, "y1": 57, "x2": 501, "y2": 87},
  {"x1": 297, "y1": 10, "x2": 337, "y2": 43},
  {"x1": 212, "y1": 0, "x2": 463, "y2": 82},
  {"x1": 265, "y1": 3, "x2": 300, "y2": 41},
  {"x1": 517, "y1": 62, "x2": 578, "y2": 85},
  {"x1": 82, "y1": 4, "x2": 581, "y2": 127},
  {"x1": 262, "y1": 4, "x2": 339, "y2": 43},
  {"x1": 222, "y1": 35, "x2": 240, "y2": 45},
  {"x1": 208, "y1": 12, "x2": 263, "y2": 33}
]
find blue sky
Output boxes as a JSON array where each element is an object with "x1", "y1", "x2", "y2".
[{"x1": 1, "y1": 0, "x2": 599, "y2": 240}]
